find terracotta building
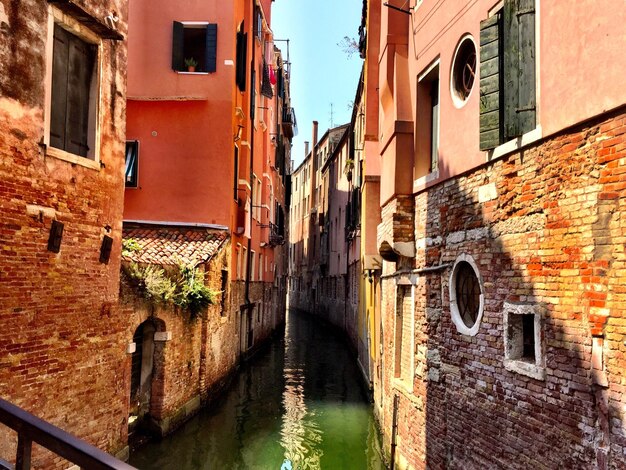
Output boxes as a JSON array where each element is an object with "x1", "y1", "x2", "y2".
[
  {"x1": 359, "y1": 0, "x2": 626, "y2": 468},
  {"x1": 123, "y1": 0, "x2": 292, "y2": 438},
  {"x1": 0, "y1": 0, "x2": 130, "y2": 466}
]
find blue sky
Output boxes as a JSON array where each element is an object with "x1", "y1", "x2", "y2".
[{"x1": 272, "y1": 0, "x2": 364, "y2": 167}]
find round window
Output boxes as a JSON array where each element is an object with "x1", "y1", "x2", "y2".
[
  {"x1": 449, "y1": 254, "x2": 484, "y2": 335},
  {"x1": 450, "y1": 36, "x2": 477, "y2": 107}
]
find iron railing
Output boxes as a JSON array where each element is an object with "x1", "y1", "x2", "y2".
[{"x1": 0, "y1": 398, "x2": 135, "y2": 470}]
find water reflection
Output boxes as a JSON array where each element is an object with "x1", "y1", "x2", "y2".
[{"x1": 130, "y1": 310, "x2": 385, "y2": 470}]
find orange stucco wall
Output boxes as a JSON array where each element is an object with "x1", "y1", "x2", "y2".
[
  {"x1": 124, "y1": 100, "x2": 233, "y2": 225},
  {"x1": 377, "y1": 0, "x2": 626, "y2": 201}
]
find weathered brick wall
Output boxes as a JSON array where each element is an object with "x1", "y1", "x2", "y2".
[
  {"x1": 121, "y1": 247, "x2": 240, "y2": 437},
  {"x1": 379, "y1": 108, "x2": 626, "y2": 469},
  {"x1": 0, "y1": 0, "x2": 128, "y2": 467}
]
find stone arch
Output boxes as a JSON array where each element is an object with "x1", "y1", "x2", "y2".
[{"x1": 129, "y1": 317, "x2": 166, "y2": 436}]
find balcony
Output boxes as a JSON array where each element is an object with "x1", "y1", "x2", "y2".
[{"x1": 0, "y1": 398, "x2": 134, "y2": 470}]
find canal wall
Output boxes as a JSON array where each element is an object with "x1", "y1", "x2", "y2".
[{"x1": 377, "y1": 108, "x2": 626, "y2": 469}]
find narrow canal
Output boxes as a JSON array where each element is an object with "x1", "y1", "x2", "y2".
[{"x1": 130, "y1": 310, "x2": 385, "y2": 469}]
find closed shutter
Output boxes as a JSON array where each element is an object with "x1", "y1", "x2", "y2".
[
  {"x1": 172, "y1": 21, "x2": 184, "y2": 71},
  {"x1": 66, "y1": 35, "x2": 95, "y2": 157},
  {"x1": 503, "y1": 0, "x2": 536, "y2": 140},
  {"x1": 236, "y1": 28, "x2": 247, "y2": 91},
  {"x1": 250, "y1": 68, "x2": 256, "y2": 119},
  {"x1": 205, "y1": 23, "x2": 217, "y2": 73},
  {"x1": 50, "y1": 24, "x2": 69, "y2": 150},
  {"x1": 479, "y1": 13, "x2": 502, "y2": 150}
]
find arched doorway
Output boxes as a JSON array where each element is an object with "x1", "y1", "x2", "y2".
[{"x1": 129, "y1": 320, "x2": 156, "y2": 436}]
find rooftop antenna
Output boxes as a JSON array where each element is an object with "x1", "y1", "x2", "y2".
[{"x1": 329, "y1": 103, "x2": 335, "y2": 128}]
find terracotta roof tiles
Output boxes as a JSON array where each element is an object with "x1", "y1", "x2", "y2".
[{"x1": 122, "y1": 224, "x2": 229, "y2": 266}]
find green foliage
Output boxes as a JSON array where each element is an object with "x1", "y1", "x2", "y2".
[
  {"x1": 123, "y1": 261, "x2": 215, "y2": 319},
  {"x1": 184, "y1": 57, "x2": 198, "y2": 67},
  {"x1": 122, "y1": 238, "x2": 142, "y2": 257}
]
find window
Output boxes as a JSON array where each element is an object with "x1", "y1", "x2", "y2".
[
  {"x1": 250, "y1": 250, "x2": 256, "y2": 281},
  {"x1": 394, "y1": 284, "x2": 414, "y2": 388},
  {"x1": 235, "y1": 22, "x2": 248, "y2": 91},
  {"x1": 503, "y1": 301, "x2": 545, "y2": 380},
  {"x1": 233, "y1": 146, "x2": 239, "y2": 201},
  {"x1": 253, "y1": 5, "x2": 263, "y2": 41},
  {"x1": 258, "y1": 253, "x2": 263, "y2": 281},
  {"x1": 449, "y1": 254, "x2": 484, "y2": 336},
  {"x1": 172, "y1": 22, "x2": 217, "y2": 73},
  {"x1": 125, "y1": 141, "x2": 139, "y2": 188},
  {"x1": 237, "y1": 243, "x2": 242, "y2": 279},
  {"x1": 50, "y1": 23, "x2": 98, "y2": 159},
  {"x1": 451, "y1": 35, "x2": 477, "y2": 107},
  {"x1": 479, "y1": 0, "x2": 536, "y2": 150},
  {"x1": 220, "y1": 269, "x2": 228, "y2": 316},
  {"x1": 416, "y1": 62, "x2": 439, "y2": 177}
]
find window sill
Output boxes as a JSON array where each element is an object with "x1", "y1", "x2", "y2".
[
  {"x1": 486, "y1": 126, "x2": 543, "y2": 162},
  {"x1": 413, "y1": 169, "x2": 439, "y2": 193},
  {"x1": 392, "y1": 378, "x2": 415, "y2": 397},
  {"x1": 45, "y1": 146, "x2": 100, "y2": 171},
  {"x1": 504, "y1": 358, "x2": 545, "y2": 380},
  {"x1": 175, "y1": 71, "x2": 209, "y2": 75}
]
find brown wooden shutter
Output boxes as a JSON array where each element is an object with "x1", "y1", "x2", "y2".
[
  {"x1": 172, "y1": 21, "x2": 184, "y2": 71},
  {"x1": 479, "y1": 13, "x2": 502, "y2": 150},
  {"x1": 504, "y1": 0, "x2": 536, "y2": 140},
  {"x1": 205, "y1": 23, "x2": 217, "y2": 73},
  {"x1": 50, "y1": 24, "x2": 70, "y2": 151},
  {"x1": 236, "y1": 28, "x2": 247, "y2": 91},
  {"x1": 66, "y1": 35, "x2": 95, "y2": 157}
]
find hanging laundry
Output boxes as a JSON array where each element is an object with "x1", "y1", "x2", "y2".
[{"x1": 260, "y1": 60, "x2": 274, "y2": 98}]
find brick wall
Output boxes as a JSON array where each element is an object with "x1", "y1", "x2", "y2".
[
  {"x1": 121, "y1": 247, "x2": 240, "y2": 437},
  {"x1": 0, "y1": 1, "x2": 128, "y2": 467},
  {"x1": 378, "y1": 108, "x2": 626, "y2": 469}
]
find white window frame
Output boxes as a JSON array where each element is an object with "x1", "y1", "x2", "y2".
[
  {"x1": 449, "y1": 253, "x2": 484, "y2": 336},
  {"x1": 44, "y1": 5, "x2": 103, "y2": 170},
  {"x1": 503, "y1": 301, "x2": 546, "y2": 380}
]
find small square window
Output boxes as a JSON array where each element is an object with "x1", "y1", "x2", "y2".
[
  {"x1": 125, "y1": 140, "x2": 139, "y2": 188},
  {"x1": 503, "y1": 301, "x2": 545, "y2": 380},
  {"x1": 171, "y1": 22, "x2": 217, "y2": 73}
]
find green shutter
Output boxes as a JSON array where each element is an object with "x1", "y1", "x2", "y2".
[
  {"x1": 205, "y1": 23, "x2": 217, "y2": 73},
  {"x1": 504, "y1": 0, "x2": 536, "y2": 140},
  {"x1": 250, "y1": 68, "x2": 256, "y2": 119},
  {"x1": 172, "y1": 21, "x2": 184, "y2": 71},
  {"x1": 50, "y1": 24, "x2": 69, "y2": 151},
  {"x1": 479, "y1": 13, "x2": 502, "y2": 150},
  {"x1": 66, "y1": 34, "x2": 95, "y2": 157}
]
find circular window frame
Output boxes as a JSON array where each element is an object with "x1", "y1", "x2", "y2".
[
  {"x1": 450, "y1": 34, "x2": 477, "y2": 109},
  {"x1": 449, "y1": 253, "x2": 484, "y2": 336}
]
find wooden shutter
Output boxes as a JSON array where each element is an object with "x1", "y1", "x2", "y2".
[
  {"x1": 205, "y1": 23, "x2": 217, "y2": 73},
  {"x1": 50, "y1": 24, "x2": 69, "y2": 151},
  {"x1": 236, "y1": 29, "x2": 247, "y2": 91},
  {"x1": 172, "y1": 21, "x2": 184, "y2": 71},
  {"x1": 250, "y1": 68, "x2": 256, "y2": 119},
  {"x1": 66, "y1": 35, "x2": 95, "y2": 157},
  {"x1": 503, "y1": 0, "x2": 536, "y2": 140},
  {"x1": 479, "y1": 13, "x2": 502, "y2": 150}
]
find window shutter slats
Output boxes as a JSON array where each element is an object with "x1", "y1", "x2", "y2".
[
  {"x1": 172, "y1": 21, "x2": 184, "y2": 71},
  {"x1": 66, "y1": 35, "x2": 95, "y2": 157},
  {"x1": 516, "y1": 0, "x2": 536, "y2": 135},
  {"x1": 50, "y1": 24, "x2": 69, "y2": 151},
  {"x1": 504, "y1": 0, "x2": 536, "y2": 140},
  {"x1": 479, "y1": 13, "x2": 502, "y2": 150},
  {"x1": 205, "y1": 23, "x2": 217, "y2": 73}
]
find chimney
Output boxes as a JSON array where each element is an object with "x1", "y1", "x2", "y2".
[{"x1": 304, "y1": 141, "x2": 310, "y2": 157}]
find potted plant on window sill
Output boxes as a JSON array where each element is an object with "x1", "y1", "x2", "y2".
[{"x1": 184, "y1": 57, "x2": 198, "y2": 72}]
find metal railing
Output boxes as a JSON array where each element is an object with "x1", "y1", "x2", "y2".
[{"x1": 0, "y1": 398, "x2": 135, "y2": 470}]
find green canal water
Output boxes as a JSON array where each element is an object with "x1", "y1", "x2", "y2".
[{"x1": 130, "y1": 310, "x2": 386, "y2": 470}]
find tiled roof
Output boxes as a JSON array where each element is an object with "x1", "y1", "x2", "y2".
[{"x1": 122, "y1": 224, "x2": 229, "y2": 266}]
